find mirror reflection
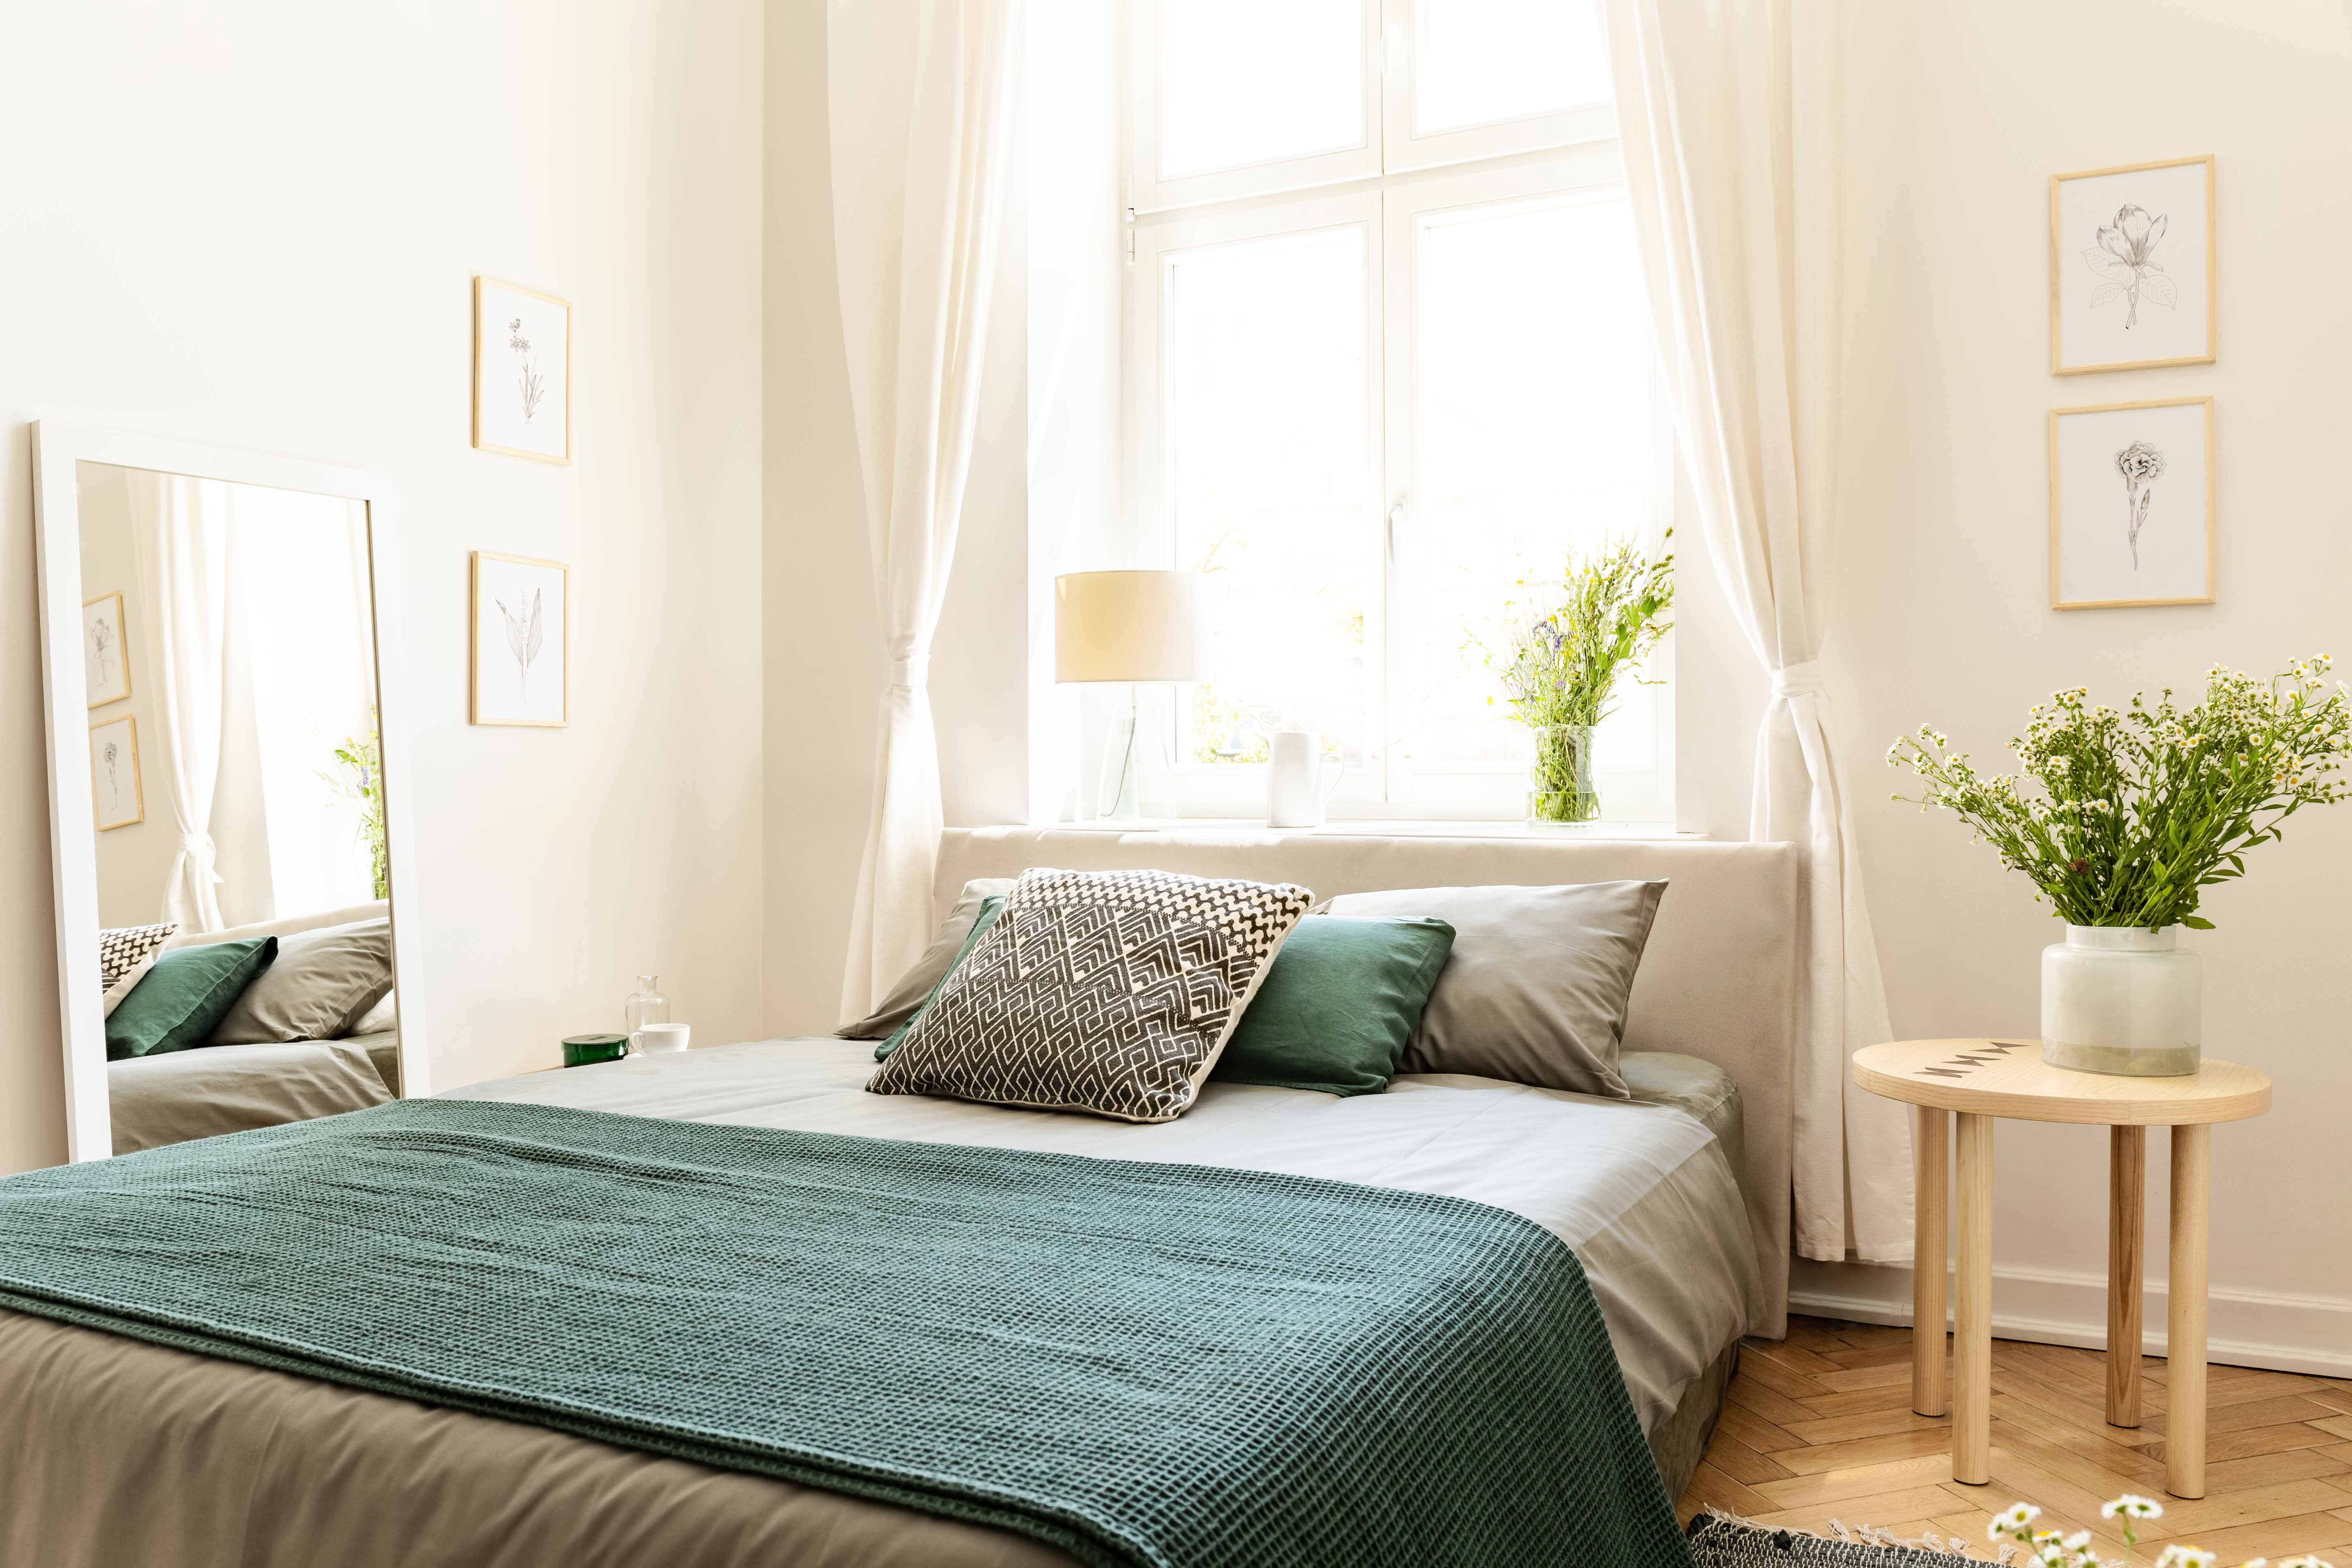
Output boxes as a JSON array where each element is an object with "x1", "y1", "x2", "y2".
[{"x1": 78, "y1": 461, "x2": 400, "y2": 1155}]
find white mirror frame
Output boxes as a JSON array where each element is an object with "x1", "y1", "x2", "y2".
[{"x1": 30, "y1": 422, "x2": 431, "y2": 1162}]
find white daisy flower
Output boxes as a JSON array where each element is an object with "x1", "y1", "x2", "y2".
[
  {"x1": 1991, "y1": 1502, "x2": 2044, "y2": 1540},
  {"x1": 2105, "y1": 1495, "x2": 2165, "y2": 1520}
]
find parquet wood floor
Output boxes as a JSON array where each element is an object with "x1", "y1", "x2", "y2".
[{"x1": 1677, "y1": 1316, "x2": 2352, "y2": 1561}]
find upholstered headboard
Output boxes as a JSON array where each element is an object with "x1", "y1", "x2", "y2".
[{"x1": 934, "y1": 827, "x2": 1797, "y2": 1332}]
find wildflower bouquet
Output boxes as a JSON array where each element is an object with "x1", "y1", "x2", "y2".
[
  {"x1": 1888, "y1": 660, "x2": 2352, "y2": 929},
  {"x1": 1989, "y1": 1493, "x2": 2334, "y2": 1568},
  {"x1": 1478, "y1": 534, "x2": 1673, "y2": 825},
  {"x1": 317, "y1": 711, "x2": 390, "y2": 902}
]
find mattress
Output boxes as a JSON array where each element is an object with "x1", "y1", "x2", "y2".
[
  {"x1": 450, "y1": 1036, "x2": 1765, "y2": 1433},
  {"x1": 105, "y1": 1038, "x2": 393, "y2": 1155}
]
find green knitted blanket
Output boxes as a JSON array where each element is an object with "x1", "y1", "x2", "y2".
[{"x1": 0, "y1": 1099, "x2": 1690, "y2": 1568}]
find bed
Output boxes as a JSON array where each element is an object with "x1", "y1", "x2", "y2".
[{"x1": 0, "y1": 829, "x2": 1796, "y2": 1568}]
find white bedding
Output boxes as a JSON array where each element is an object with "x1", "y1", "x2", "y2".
[{"x1": 444, "y1": 1037, "x2": 1764, "y2": 1433}]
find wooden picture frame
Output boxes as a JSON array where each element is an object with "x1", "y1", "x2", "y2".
[
  {"x1": 88, "y1": 713, "x2": 144, "y2": 830},
  {"x1": 472, "y1": 276, "x2": 573, "y2": 464},
  {"x1": 82, "y1": 590, "x2": 130, "y2": 708},
  {"x1": 2051, "y1": 155, "x2": 2215, "y2": 376},
  {"x1": 2049, "y1": 396, "x2": 2215, "y2": 610},
  {"x1": 469, "y1": 551, "x2": 570, "y2": 727}
]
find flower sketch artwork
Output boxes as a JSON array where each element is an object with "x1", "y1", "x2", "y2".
[
  {"x1": 2051, "y1": 400, "x2": 2212, "y2": 609},
  {"x1": 2084, "y1": 204, "x2": 2175, "y2": 329},
  {"x1": 2115, "y1": 440, "x2": 2165, "y2": 568},
  {"x1": 470, "y1": 552, "x2": 568, "y2": 726},
  {"x1": 497, "y1": 587, "x2": 547, "y2": 699},
  {"x1": 89, "y1": 714, "x2": 142, "y2": 829},
  {"x1": 473, "y1": 278, "x2": 571, "y2": 462},
  {"x1": 81, "y1": 592, "x2": 130, "y2": 708},
  {"x1": 2053, "y1": 157, "x2": 2213, "y2": 373}
]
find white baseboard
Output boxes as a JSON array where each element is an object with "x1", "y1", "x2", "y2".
[{"x1": 1789, "y1": 1258, "x2": 2352, "y2": 1379}]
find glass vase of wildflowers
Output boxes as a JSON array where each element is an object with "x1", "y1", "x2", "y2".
[
  {"x1": 1476, "y1": 534, "x2": 1673, "y2": 831},
  {"x1": 1890, "y1": 660, "x2": 2351, "y2": 1076}
]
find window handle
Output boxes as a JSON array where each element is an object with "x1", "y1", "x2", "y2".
[{"x1": 1386, "y1": 499, "x2": 1405, "y2": 565}]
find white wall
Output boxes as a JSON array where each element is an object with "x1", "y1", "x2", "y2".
[
  {"x1": 1809, "y1": 0, "x2": 2352, "y2": 1372},
  {"x1": 0, "y1": 0, "x2": 766, "y2": 1173}
]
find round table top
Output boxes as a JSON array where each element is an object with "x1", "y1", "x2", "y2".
[{"x1": 1852, "y1": 1039, "x2": 2272, "y2": 1125}]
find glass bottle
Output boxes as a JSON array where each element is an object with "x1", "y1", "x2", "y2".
[
  {"x1": 1526, "y1": 724, "x2": 1601, "y2": 829},
  {"x1": 623, "y1": 975, "x2": 669, "y2": 1054}
]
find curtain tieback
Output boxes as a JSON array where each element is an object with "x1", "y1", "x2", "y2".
[
  {"x1": 179, "y1": 833, "x2": 223, "y2": 883},
  {"x1": 889, "y1": 653, "x2": 931, "y2": 692},
  {"x1": 1772, "y1": 659, "x2": 1827, "y2": 700}
]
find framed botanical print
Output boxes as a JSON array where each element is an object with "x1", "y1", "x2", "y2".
[
  {"x1": 473, "y1": 277, "x2": 572, "y2": 463},
  {"x1": 2050, "y1": 396, "x2": 2214, "y2": 609},
  {"x1": 2051, "y1": 155, "x2": 2215, "y2": 375},
  {"x1": 470, "y1": 551, "x2": 569, "y2": 727},
  {"x1": 89, "y1": 714, "x2": 144, "y2": 830},
  {"x1": 82, "y1": 591, "x2": 130, "y2": 708}
]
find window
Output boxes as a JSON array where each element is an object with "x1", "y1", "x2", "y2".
[{"x1": 1121, "y1": 0, "x2": 1672, "y2": 821}]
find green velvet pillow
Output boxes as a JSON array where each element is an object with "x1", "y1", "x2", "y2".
[
  {"x1": 874, "y1": 897, "x2": 1005, "y2": 1062},
  {"x1": 1210, "y1": 915, "x2": 1455, "y2": 1097},
  {"x1": 105, "y1": 938, "x2": 279, "y2": 1061}
]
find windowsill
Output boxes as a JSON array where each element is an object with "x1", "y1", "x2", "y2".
[{"x1": 1034, "y1": 818, "x2": 1705, "y2": 842}]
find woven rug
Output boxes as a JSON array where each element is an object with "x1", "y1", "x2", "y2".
[{"x1": 1689, "y1": 1510, "x2": 2018, "y2": 1564}]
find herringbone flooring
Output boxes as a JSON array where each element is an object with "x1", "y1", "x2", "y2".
[{"x1": 1677, "y1": 1316, "x2": 2352, "y2": 1562}]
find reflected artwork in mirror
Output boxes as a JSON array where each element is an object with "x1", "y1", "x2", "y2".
[{"x1": 34, "y1": 429, "x2": 426, "y2": 1163}]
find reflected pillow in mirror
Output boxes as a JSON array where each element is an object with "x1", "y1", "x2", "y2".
[
  {"x1": 98, "y1": 921, "x2": 178, "y2": 995},
  {"x1": 347, "y1": 987, "x2": 396, "y2": 1037},
  {"x1": 106, "y1": 938, "x2": 279, "y2": 1060},
  {"x1": 101, "y1": 955, "x2": 158, "y2": 1018},
  {"x1": 208, "y1": 918, "x2": 395, "y2": 1046}
]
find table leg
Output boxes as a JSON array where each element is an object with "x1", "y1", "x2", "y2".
[
  {"x1": 2107, "y1": 1125, "x2": 2145, "y2": 1427},
  {"x1": 1953, "y1": 1112, "x2": 1994, "y2": 1485},
  {"x1": 1914, "y1": 1107, "x2": 1950, "y2": 1417},
  {"x1": 2167, "y1": 1123, "x2": 2210, "y2": 1499}
]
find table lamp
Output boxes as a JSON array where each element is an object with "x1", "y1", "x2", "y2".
[{"x1": 1055, "y1": 570, "x2": 1205, "y2": 821}]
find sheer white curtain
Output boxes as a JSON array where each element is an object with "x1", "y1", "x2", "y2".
[
  {"x1": 1604, "y1": 0, "x2": 1911, "y2": 1262},
  {"x1": 126, "y1": 471, "x2": 233, "y2": 935},
  {"x1": 829, "y1": 0, "x2": 1016, "y2": 1018}
]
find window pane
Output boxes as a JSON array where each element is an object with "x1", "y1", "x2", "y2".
[
  {"x1": 1401, "y1": 191, "x2": 1656, "y2": 767},
  {"x1": 1160, "y1": 0, "x2": 1364, "y2": 179},
  {"x1": 1163, "y1": 227, "x2": 1371, "y2": 764},
  {"x1": 1415, "y1": 0, "x2": 1611, "y2": 137}
]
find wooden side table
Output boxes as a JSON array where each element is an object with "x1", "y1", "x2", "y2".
[{"x1": 1852, "y1": 1040, "x2": 2271, "y2": 1500}]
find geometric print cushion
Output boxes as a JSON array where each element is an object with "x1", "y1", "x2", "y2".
[
  {"x1": 98, "y1": 921, "x2": 179, "y2": 993},
  {"x1": 866, "y1": 867, "x2": 1314, "y2": 1124}
]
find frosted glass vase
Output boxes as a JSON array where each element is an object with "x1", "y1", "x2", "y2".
[{"x1": 2039, "y1": 926, "x2": 2200, "y2": 1077}]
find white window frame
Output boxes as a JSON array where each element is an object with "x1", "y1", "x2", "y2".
[{"x1": 1119, "y1": 0, "x2": 1673, "y2": 824}]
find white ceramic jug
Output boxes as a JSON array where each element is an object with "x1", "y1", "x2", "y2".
[{"x1": 1267, "y1": 731, "x2": 1343, "y2": 828}]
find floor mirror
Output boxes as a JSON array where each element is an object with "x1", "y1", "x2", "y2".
[{"x1": 32, "y1": 425, "x2": 427, "y2": 1163}]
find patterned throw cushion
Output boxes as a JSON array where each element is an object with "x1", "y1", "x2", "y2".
[
  {"x1": 98, "y1": 922, "x2": 178, "y2": 994},
  {"x1": 867, "y1": 867, "x2": 1314, "y2": 1123}
]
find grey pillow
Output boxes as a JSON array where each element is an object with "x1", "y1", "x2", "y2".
[
  {"x1": 836, "y1": 878, "x2": 1017, "y2": 1039},
  {"x1": 1322, "y1": 881, "x2": 1667, "y2": 1099},
  {"x1": 207, "y1": 918, "x2": 395, "y2": 1046}
]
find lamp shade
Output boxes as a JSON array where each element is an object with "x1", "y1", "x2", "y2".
[{"x1": 1054, "y1": 571, "x2": 1205, "y2": 684}]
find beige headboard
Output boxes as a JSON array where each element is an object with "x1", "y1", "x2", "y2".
[{"x1": 935, "y1": 827, "x2": 1796, "y2": 1333}]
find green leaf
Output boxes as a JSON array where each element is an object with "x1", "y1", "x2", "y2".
[{"x1": 2179, "y1": 915, "x2": 2215, "y2": 929}]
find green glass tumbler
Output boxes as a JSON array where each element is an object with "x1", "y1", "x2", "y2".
[{"x1": 562, "y1": 1032, "x2": 631, "y2": 1068}]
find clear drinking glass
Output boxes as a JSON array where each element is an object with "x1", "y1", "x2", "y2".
[
  {"x1": 623, "y1": 975, "x2": 669, "y2": 1054},
  {"x1": 1527, "y1": 724, "x2": 1600, "y2": 828}
]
